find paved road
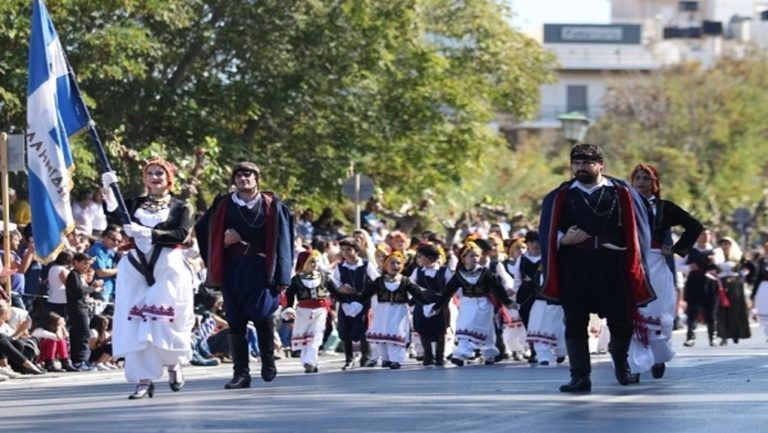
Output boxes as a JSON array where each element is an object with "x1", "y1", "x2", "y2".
[{"x1": 2, "y1": 326, "x2": 767, "y2": 433}]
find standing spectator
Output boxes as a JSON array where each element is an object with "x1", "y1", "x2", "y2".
[
  {"x1": 90, "y1": 189, "x2": 108, "y2": 237},
  {"x1": 71, "y1": 190, "x2": 95, "y2": 238},
  {"x1": 46, "y1": 251, "x2": 73, "y2": 319},
  {"x1": 195, "y1": 161, "x2": 294, "y2": 389},
  {"x1": 538, "y1": 144, "x2": 655, "y2": 393},
  {"x1": 87, "y1": 225, "x2": 122, "y2": 310},
  {"x1": 296, "y1": 209, "x2": 315, "y2": 245},
  {"x1": 66, "y1": 253, "x2": 100, "y2": 371},
  {"x1": 0, "y1": 228, "x2": 34, "y2": 309},
  {"x1": 313, "y1": 207, "x2": 335, "y2": 241}
]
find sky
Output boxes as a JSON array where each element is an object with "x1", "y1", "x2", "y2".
[{"x1": 508, "y1": 0, "x2": 612, "y2": 31}]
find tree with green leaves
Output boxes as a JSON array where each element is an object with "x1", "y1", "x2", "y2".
[
  {"x1": 0, "y1": 0, "x2": 555, "y2": 215},
  {"x1": 589, "y1": 56, "x2": 768, "y2": 233}
]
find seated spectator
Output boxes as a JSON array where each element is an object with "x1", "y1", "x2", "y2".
[
  {"x1": 31, "y1": 311, "x2": 77, "y2": 372},
  {"x1": 0, "y1": 299, "x2": 43, "y2": 376},
  {"x1": 88, "y1": 315, "x2": 117, "y2": 370}
]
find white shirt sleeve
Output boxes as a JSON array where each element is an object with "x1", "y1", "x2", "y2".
[
  {"x1": 367, "y1": 261, "x2": 381, "y2": 281},
  {"x1": 331, "y1": 266, "x2": 342, "y2": 289},
  {"x1": 495, "y1": 262, "x2": 515, "y2": 292},
  {"x1": 409, "y1": 268, "x2": 419, "y2": 284}
]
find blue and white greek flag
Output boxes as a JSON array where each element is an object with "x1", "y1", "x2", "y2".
[{"x1": 27, "y1": 0, "x2": 90, "y2": 262}]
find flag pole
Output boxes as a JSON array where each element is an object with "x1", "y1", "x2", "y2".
[
  {"x1": 0, "y1": 132, "x2": 11, "y2": 299},
  {"x1": 65, "y1": 66, "x2": 131, "y2": 225}
]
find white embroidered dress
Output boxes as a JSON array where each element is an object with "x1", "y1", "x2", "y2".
[{"x1": 113, "y1": 206, "x2": 195, "y2": 382}]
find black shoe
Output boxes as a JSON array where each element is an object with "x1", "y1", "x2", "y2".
[
  {"x1": 434, "y1": 359, "x2": 445, "y2": 367},
  {"x1": 128, "y1": 382, "x2": 154, "y2": 399},
  {"x1": 60, "y1": 359, "x2": 79, "y2": 372},
  {"x1": 303, "y1": 363, "x2": 318, "y2": 373},
  {"x1": 381, "y1": 360, "x2": 392, "y2": 368},
  {"x1": 484, "y1": 360, "x2": 495, "y2": 365},
  {"x1": 363, "y1": 359, "x2": 378, "y2": 368},
  {"x1": 224, "y1": 374, "x2": 251, "y2": 389},
  {"x1": 719, "y1": 338, "x2": 727, "y2": 346},
  {"x1": 651, "y1": 363, "x2": 666, "y2": 379},
  {"x1": 539, "y1": 360, "x2": 550, "y2": 366},
  {"x1": 261, "y1": 361, "x2": 277, "y2": 382},
  {"x1": 628, "y1": 373, "x2": 640, "y2": 384},
  {"x1": 342, "y1": 361, "x2": 353, "y2": 371},
  {"x1": 168, "y1": 367, "x2": 184, "y2": 392},
  {"x1": 527, "y1": 356, "x2": 538, "y2": 364},
  {"x1": 450, "y1": 357, "x2": 465, "y2": 367},
  {"x1": 559, "y1": 376, "x2": 591, "y2": 393},
  {"x1": 556, "y1": 356, "x2": 566, "y2": 364},
  {"x1": 614, "y1": 364, "x2": 632, "y2": 386},
  {"x1": 44, "y1": 361, "x2": 64, "y2": 373},
  {"x1": 422, "y1": 358, "x2": 435, "y2": 366},
  {"x1": 512, "y1": 352, "x2": 522, "y2": 361},
  {"x1": 389, "y1": 362, "x2": 401, "y2": 370},
  {"x1": 683, "y1": 339, "x2": 695, "y2": 347}
]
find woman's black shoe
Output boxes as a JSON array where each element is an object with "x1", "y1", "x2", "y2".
[
  {"x1": 168, "y1": 367, "x2": 185, "y2": 392},
  {"x1": 381, "y1": 361, "x2": 392, "y2": 368},
  {"x1": 129, "y1": 382, "x2": 155, "y2": 399},
  {"x1": 44, "y1": 361, "x2": 64, "y2": 373},
  {"x1": 389, "y1": 362, "x2": 401, "y2": 370},
  {"x1": 224, "y1": 374, "x2": 251, "y2": 389},
  {"x1": 651, "y1": 363, "x2": 666, "y2": 379},
  {"x1": 559, "y1": 375, "x2": 591, "y2": 393},
  {"x1": 303, "y1": 364, "x2": 318, "y2": 373}
]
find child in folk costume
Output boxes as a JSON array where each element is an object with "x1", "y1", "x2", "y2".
[
  {"x1": 409, "y1": 243, "x2": 453, "y2": 366},
  {"x1": 428, "y1": 242, "x2": 515, "y2": 366},
  {"x1": 331, "y1": 238, "x2": 380, "y2": 370},
  {"x1": 356, "y1": 252, "x2": 435, "y2": 369},
  {"x1": 476, "y1": 236, "x2": 517, "y2": 364},
  {"x1": 286, "y1": 250, "x2": 335, "y2": 373},
  {"x1": 502, "y1": 238, "x2": 529, "y2": 361},
  {"x1": 515, "y1": 231, "x2": 566, "y2": 366}
]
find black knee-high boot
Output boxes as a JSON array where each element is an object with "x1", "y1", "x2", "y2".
[
  {"x1": 225, "y1": 334, "x2": 251, "y2": 389},
  {"x1": 560, "y1": 338, "x2": 591, "y2": 393},
  {"x1": 359, "y1": 336, "x2": 372, "y2": 366},
  {"x1": 435, "y1": 338, "x2": 445, "y2": 366},
  {"x1": 255, "y1": 320, "x2": 277, "y2": 382},
  {"x1": 420, "y1": 335, "x2": 435, "y2": 366},
  {"x1": 608, "y1": 336, "x2": 632, "y2": 386}
]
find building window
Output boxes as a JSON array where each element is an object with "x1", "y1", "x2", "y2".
[
  {"x1": 566, "y1": 85, "x2": 588, "y2": 115},
  {"x1": 679, "y1": 1, "x2": 699, "y2": 12}
]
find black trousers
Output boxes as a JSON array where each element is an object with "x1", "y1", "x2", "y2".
[
  {"x1": 0, "y1": 334, "x2": 27, "y2": 369},
  {"x1": 558, "y1": 248, "x2": 633, "y2": 340},
  {"x1": 67, "y1": 308, "x2": 91, "y2": 364}
]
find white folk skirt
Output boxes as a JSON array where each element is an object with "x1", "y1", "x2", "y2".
[{"x1": 113, "y1": 247, "x2": 195, "y2": 382}]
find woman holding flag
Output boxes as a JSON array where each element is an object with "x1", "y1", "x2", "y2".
[{"x1": 103, "y1": 158, "x2": 196, "y2": 399}]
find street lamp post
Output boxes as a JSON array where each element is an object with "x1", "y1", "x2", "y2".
[{"x1": 558, "y1": 111, "x2": 591, "y2": 145}]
